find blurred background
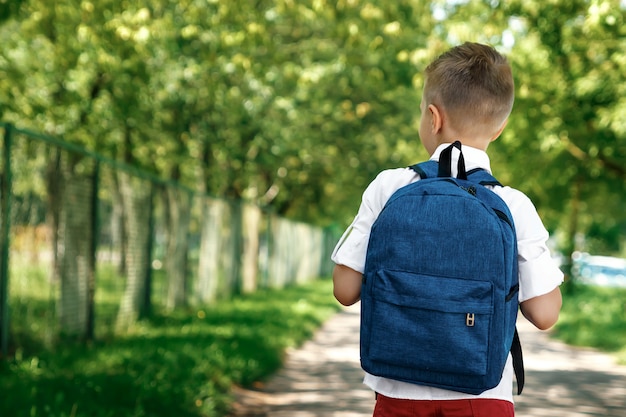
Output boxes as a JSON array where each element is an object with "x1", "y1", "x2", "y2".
[{"x1": 0, "y1": 1, "x2": 624, "y2": 416}]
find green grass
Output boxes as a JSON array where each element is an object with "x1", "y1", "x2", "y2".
[
  {"x1": 10, "y1": 271, "x2": 623, "y2": 417},
  {"x1": 552, "y1": 284, "x2": 626, "y2": 364},
  {"x1": 8, "y1": 262, "x2": 183, "y2": 348},
  {"x1": 0, "y1": 278, "x2": 342, "y2": 417}
]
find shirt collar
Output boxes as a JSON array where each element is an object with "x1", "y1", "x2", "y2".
[{"x1": 430, "y1": 143, "x2": 492, "y2": 174}]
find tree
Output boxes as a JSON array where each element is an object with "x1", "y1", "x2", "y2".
[
  {"x1": 2, "y1": 0, "x2": 625, "y2": 336},
  {"x1": 433, "y1": 0, "x2": 626, "y2": 257},
  {"x1": 501, "y1": 0, "x2": 626, "y2": 257}
]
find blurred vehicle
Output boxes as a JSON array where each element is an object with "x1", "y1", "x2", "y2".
[{"x1": 571, "y1": 252, "x2": 626, "y2": 288}]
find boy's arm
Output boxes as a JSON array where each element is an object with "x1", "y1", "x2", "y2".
[
  {"x1": 519, "y1": 286, "x2": 562, "y2": 330},
  {"x1": 333, "y1": 264, "x2": 363, "y2": 306}
]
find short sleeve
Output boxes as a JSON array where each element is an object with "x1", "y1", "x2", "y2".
[
  {"x1": 330, "y1": 179, "x2": 381, "y2": 273},
  {"x1": 499, "y1": 188, "x2": 564, "y2": 302},
  {"x1": 331, "y1": 168, "x2": 418, "y2": 273}
]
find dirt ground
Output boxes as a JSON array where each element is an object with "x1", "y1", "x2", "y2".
[{"x1": 230, "y1": 303, "x2": 626, "y2": 417}]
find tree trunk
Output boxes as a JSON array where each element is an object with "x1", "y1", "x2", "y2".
[
  {"x1": 294, "y1": 222, "x2": 323, "y2": 284},
  {"x1": 46, "y1": 148, "x2": 62, "y2": 285},
  {"x1": 267, "y1": 216, "x2": 292, "y2": 288},
  {"x1": 110, "y1": 171, "x2": 127, "y2": 274},
  {"x1": 164, "y1": 188, "x2": 190, "y2": 310},
  {"x1": 115, "y1": 173, "x2": 152, "y2": 331},
  {"x1": 57, "y1": 157, "x2": 95, "y2": 339},
  {"x1": 196, "y1": 197, "x2": 223, "y2": 304},
  {"x1": 266, "y1": 217, "x2": 324, "y2": 288},
  {"x1": 225, "y1": 200, "x2": 243, "y2": 295},
  {"x1": 241, "y1": 204, "x2": 261, "y2": 294},
  {"x1": 563, "y1": 177, "x2": 583, "y2": 289}
]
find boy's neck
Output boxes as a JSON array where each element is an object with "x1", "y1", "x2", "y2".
[
  {"x1": 434, "y1": 116, "x2": 493, "y2": 153},
  {"x1": 434, "y1": 137, "x2": 491, "y2": 154}
]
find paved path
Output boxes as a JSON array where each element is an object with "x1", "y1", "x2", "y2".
[
  {"x1": 230, "y1": 303, "x2": 626, "y2": 416},
  {"x1": 514, "y1": 317, "x2": 626, "y2": 416}
]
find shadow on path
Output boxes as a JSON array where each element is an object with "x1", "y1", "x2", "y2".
[
  {"x1": 229, "y1": 304, "x2": 372, "y2": 416},
  {"x1": 231, "y1": 303, "x2": 626, "y2": 417},
  {"x1": 515, "y1": 318, "x2": 626, "y2": 417}
]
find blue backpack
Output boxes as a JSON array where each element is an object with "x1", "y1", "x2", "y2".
[{"x1": 360, "y1": 141, "x2": 524, "y2": 395}]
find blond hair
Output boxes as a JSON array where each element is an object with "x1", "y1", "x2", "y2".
[{"x1": 424, "y1": 42, "x2": 514, "y2": 135}]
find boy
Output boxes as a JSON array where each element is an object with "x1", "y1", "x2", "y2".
[{"x1": 331, "y1": 42, "x2": 563, "y2": 416}]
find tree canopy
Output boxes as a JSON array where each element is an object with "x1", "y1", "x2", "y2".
[{"x1": 1, "y1": 0, "x2": 625, "y2": 256}]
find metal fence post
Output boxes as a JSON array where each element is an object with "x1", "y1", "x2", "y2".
[
  {"x1": 86, "y1": 161, "x2": 100, "y2": 341},
  {"x1": 141, "y1": 183, "x2": 155, "y2": 319},
  {"x1": 0, "y1": 123, "x2": 14, "y2": 358}
]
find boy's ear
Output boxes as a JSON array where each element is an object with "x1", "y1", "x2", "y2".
[
  {"x1": 428, "y1": 104, "x2": 443, "y2": 134},
  {"x1": 490, "y1": 118, "x2": 508, "y2": 142}
]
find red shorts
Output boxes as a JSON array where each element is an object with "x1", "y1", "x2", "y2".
[{"x1": 373, "y1": 393, "x2": 515, "y2": 417}]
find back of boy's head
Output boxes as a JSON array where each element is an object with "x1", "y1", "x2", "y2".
[{"x1": 424, "y1": 42, "x2": 514, "y2": 136}]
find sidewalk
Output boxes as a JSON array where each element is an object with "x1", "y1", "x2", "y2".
[
  {"x1": 230, "y1": 303, "x2": 626, "y2": 416},
  {"x1": 515, "y1": 317, "x2": 626, "y2": 416}
]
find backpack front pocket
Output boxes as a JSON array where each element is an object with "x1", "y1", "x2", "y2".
[{"x1": 365, "y1": 269, "x2": 494, "y2": 377}]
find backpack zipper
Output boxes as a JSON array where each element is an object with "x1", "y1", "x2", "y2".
[{"x1": 494, "y1": 208, "x2": 513, "y2": 229}]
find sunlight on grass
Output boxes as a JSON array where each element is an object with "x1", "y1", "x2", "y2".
[
  {"x1": 0, "y1": 278, "x2": 341, "y2": 417},
  {"x1": 553, "y1": 284, "x2": 626, "y2": 364}
]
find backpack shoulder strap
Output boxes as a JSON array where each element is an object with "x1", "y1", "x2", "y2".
[
  {"x1": 410, "y1": 142, "x2": 503, "y2": 187},
  {"x1": 466, "y1": 169, "x2": 503, "y2": 187},
  {"x1": 410, "y1": 162, "x2": 504, "y2": 188},
  {"x1": 512, "y1": 327, "x2": 525, "y2": 394},
  {"x1": 409, "y1": 160, "x2": 438, "y2": 179}
]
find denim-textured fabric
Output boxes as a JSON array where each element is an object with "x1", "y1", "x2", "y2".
[{"x1": 361, "y1": 161, "x2": 519, "y2": 395}]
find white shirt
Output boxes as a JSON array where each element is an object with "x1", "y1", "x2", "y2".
[{"x1": 331, "y1": 143, "x2": 564, "y2": 403}]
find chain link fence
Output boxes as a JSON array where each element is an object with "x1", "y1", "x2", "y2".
[{"x1": 0, "y1": 122, "x2": 337, "y2": 357}]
